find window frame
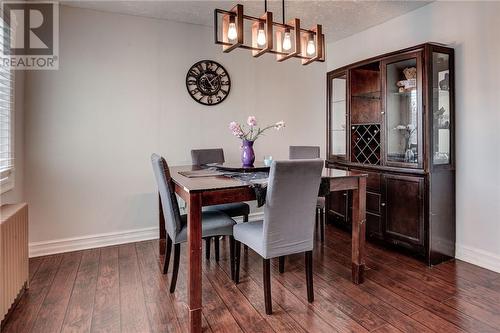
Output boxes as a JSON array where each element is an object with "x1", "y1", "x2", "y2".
[{"x1": 0, "y1": 17, "x2": 15, "y2": 195}]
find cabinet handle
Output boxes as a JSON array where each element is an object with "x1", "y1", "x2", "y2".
[
  {"x1": 381, "y1": 111, "x2": 385, "y2": 115},
  {"x1": 381, "y1": 203, "x2": 386, "y2": 207}
]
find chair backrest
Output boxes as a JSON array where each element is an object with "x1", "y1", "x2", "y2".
[
  {"x1": 191, "y1": 148, "x2": 225, "y2": 165},
  {"x1": 262, "y1": 159, "x2": 324, "y2": 258},
  {"x1": 151, "y1": 154, "x2": 183, "y2": 239},
  {"x1": 289, "y1": 146, "x2": 320, "y2": 160}
]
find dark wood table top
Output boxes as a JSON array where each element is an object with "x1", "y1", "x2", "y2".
[
  {"x1": 215, "y1": 161, "x2": 271, "y2": 172},
  {"x1": 170, "y1": 165, "x2": 367, "y2": 193}
]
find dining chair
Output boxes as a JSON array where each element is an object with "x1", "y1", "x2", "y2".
[
  {"x1": 151, "y1": 154, "x2": 237, "y2": 293},
  {"x1": 289, "y1": 146, "x2": 326, "y2": 243},
  {"x1": 191, "y1": 148, "x2": 251, "y2": 260},
  {"x1": 233, "y1": 159, "x2": 324, "y2": 314}
]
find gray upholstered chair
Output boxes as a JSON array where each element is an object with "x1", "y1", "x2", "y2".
[
  {"x1": 151, "y1": 154, "x2": 237, "y2": 293},
  {"x1": 233, "y1": 159, "x2": 324, "y2": 314},
  {"x1": 289, "y1": 146, "x2": 326, "y2": 242},
  {"x1": 191, "y1": 148, "x2": 251, "y2": 259}
]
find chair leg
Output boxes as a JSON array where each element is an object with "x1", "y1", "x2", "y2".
[
  {"x1": 229, "y1": 236, "x2": 235, "y2": 281},
  {"x1": 170, "y1": 244, "x2": 181, "y2": 293},
  {"x1": 320, "y1": 208, "x2": 325, "y2": 243},
  {"x1": 205, "y1": 237, "x2": 211, "y2": 260},
  {"x1": 279, "y1": 256, "x2": 285, "y2": 273},
  {"x1": 263, "y1": 258, "x2": 272, "y2": 315},
  {"x1": 163, "y1": 235, "x2": 172, "y2": 274},
  {"x1": 305, "y1": 251, "x2": 314, "y2": 303},
  {"x1": 214, "y1": 237, "x2": 220, "y2": 262},
  {"x1": 243, "y1": 215, "x2": 249, "y2": 252},
  {"x1": 234, "y1": 240, "x2": 241, "y2": 284}
]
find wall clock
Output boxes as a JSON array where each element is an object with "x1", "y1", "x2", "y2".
[{"x1": 186, "y1": 60, "x2": 231, "y2": 106}]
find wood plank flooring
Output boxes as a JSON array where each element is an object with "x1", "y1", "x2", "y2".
[{"x1": 3, "y1": 225, "x2": 500, "y2": 333}]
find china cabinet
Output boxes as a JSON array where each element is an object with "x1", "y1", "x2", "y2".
[{"x1": 326, "y1": 43, "x2": 455, "y2": 265}]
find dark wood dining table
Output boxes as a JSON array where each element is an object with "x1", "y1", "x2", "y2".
[{"x1": 158, "y1": 165, "x2": 367, "y2": 333}]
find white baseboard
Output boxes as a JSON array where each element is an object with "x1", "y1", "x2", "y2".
[
  {"x1": 29, "y1": 227, "x2": 159, "y2": 257},
  {"x1": 456, "y1": 244, "x2": 500, "y2": 273},
  {"x1": 29, "y1": 212, "x2": 265, "y2": 258}
]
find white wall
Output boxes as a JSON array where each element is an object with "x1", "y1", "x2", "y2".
[
  {"x1": 327, "y1": 1, "x2": 500, "y2": 272},
  {"x1": 24, "y1": 6, "x2": 326, "y2": 254}
]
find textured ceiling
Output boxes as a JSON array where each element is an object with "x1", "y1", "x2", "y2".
[{"x1": 62, "y1": 0, "x2": 431, "y2": 42}]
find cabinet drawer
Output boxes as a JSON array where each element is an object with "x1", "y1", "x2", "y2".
[
  {"x1": 366, "y1": 192, "x2": 381, "y2": 214},
  {"x1": 350, "y1": 168, "x2": 381, "y2": 191}
]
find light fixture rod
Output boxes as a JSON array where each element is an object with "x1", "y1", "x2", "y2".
[{"x1": 282, "y1": 0, "x2": 285, "y2": 25}]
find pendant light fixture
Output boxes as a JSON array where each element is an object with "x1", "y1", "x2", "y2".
[{"x1": 214, "y1": 0, "x2": 325, "y2": 65}]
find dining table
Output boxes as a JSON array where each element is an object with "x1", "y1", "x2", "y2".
[{"x1": 158, "y1": 164, "x2": 367, "y2": 333}]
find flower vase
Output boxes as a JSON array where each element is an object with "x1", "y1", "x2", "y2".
[{"x1": 241, "y1": 140, "x2": 255, "y2": 167}]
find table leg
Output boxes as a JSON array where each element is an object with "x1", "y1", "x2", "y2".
[
  {"x1": 351, "y1": 177, "x2": 367, "y2": 284},
  {"x1": 159, "y1": 193, "x2": 166, "y2": 255},
  {"x1": 187, "y1": 193, "x2": 202, "y2": 333}
]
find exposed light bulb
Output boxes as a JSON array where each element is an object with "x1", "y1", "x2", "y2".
[
  {"x1": 282, "y1": 30, "x2": 292, "y2": 51},
  {"x1": 257, "y1": 29, "x2": 266, "y2": 46},
  {"x1": 257, "y1": 22, "x2": 266, "y2": 46},
  {"x1": 306, "y1": 38, "x2": 316, "y2": 56},
  {"x1": 227, "y1": 22, "x2": 237, "y2": 41}
]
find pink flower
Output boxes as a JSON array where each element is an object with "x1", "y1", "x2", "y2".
[
  {"x1": 274, "y1": 120, "x2": 285, "y2": 130},
  {"x1": 229, "y1": 121, "x2": 244, "y2": 138},
  {"x1": 229, "y1": 121, "x2": 238, "y2": 131},
  {"x1": 247, "y1": 116, "x2": 257, "y2": 127}
]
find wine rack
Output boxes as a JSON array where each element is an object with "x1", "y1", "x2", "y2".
[{"x1": 351, "y1": 124, "x2": 381, "y2": 165}]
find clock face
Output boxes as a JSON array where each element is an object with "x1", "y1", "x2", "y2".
[{"x1": 186, "y1": 60, "x2": 230, "y2": 106}]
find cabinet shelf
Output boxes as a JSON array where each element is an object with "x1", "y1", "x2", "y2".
[{"x1": 351, "y1": 91, "x2": 381, "y2": 99}]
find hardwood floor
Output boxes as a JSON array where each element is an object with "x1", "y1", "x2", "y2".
[{"x1": 3, "y1": 225, "x2": 500, "y2": 333}]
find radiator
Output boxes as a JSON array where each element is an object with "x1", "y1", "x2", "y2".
[{"x1": 0, "y1": 203, "x2": 28, "y2": 325}]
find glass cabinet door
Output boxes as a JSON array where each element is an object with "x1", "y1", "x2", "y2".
[
  {"x1": 329, "y1": 73, "x2": 347, "y2": 159},
  {"x1": 383, "y1": 53, "x2": 422, "y2": 167},
  {"x1": 432, "y1": 52, "x2": 451, "y2": 165}
]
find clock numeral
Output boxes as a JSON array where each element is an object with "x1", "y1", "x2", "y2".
[
  {"x1": 190, "y1": 88, "x2": 199, "y2": 95},
  {"x1": 220, "y1": 89, "x2": 228, "y2": 96},
  {"x1": 207, "y1": 96, "x2": 213, "y2": 104},
  {"x1": 187, "y1": 79, "x2": 197, "y2": 85},
  {"x1": 221, "y1": 81, "x2": 229, "y2": 86},
  {"x1": 189, "y1": 69, "x2": 199, "y2": 77}
]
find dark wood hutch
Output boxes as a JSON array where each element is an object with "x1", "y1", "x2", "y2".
[{"x1": 326, "y1": 43, "x2": 455, "y2": 265}]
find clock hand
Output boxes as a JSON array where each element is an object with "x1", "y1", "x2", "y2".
[
  {"x1": 206, "y1": 77, "x2": 215, "y2": 90},
  {"x1": 208, "y1": 74, "x2": 219, "y2": 85}
]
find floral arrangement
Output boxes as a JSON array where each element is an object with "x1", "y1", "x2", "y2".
[
  {"x1": 229, "y1": 116, "x2": 285, "y2": 142},
  {"x1": 394, "y1": 124, "x2": 416, "y2": 150}
]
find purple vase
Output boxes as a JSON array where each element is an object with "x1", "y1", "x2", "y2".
[{"x1": 241, "y1": 140, "x2": 255, "y2": 167}]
